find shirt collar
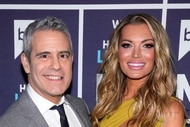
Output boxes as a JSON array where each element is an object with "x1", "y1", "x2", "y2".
[{"x1": 27, "y1": 84, "x2": 68, "y2": 114}]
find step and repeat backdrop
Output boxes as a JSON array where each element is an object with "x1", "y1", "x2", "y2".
[{"x1": 0, "y1": 0, "x2": 190, "y2": 125}]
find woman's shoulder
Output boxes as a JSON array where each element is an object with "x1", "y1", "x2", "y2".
[
  {"x1": 163, "y1": 97, "x2": 185, "y2": 127},
  {"x1": 169, "y1": 97, "x2": 184, "y2": 113}
]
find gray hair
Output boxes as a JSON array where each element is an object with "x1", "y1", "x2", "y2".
[{"x1": 23, "y1": 16, "x2": 73, "y2": 61}]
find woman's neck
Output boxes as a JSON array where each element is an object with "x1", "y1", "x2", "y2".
[{"x1": 123, "y1": 78, "x2": 146, "y2": 101}]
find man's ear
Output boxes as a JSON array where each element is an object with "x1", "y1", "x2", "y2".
[
  {"x1": 21, "y1": 53, "x2": 30, "y2": 74},
  {"x1": 71, "y1": 54, "x2": 74, "y2": 62}
]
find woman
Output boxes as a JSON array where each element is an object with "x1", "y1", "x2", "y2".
[{"x1": 92, "y1": 13, "x2": 185, "y2": 127}]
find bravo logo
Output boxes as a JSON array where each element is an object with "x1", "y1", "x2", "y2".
[
  {"x1": 178, "y1": 20, "x2": 190, "y2": 60},
  {"x1": 177, "y1": 20, "x2": 190, "y2": 110},
  {"x1": 14, "y1": 20, "x2": 34, "y2": 59}
]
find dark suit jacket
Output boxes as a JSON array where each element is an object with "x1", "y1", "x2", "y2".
[{"x1": 0, "y1": 91, "x2": 92, "y2": 127}]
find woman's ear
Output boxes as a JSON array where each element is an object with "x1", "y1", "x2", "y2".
[{"x1": 21, "y1": 53, "x2": 30, "y2": 74}]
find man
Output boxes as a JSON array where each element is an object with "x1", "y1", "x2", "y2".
[{"x1": 0, "y1": 17, "x2": 92, "y2": 127}]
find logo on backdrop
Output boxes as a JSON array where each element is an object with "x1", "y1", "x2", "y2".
[
  {"x1": 96, "y1": 19, "x2": 120, "y2": 64},
  {"x1": 14, "y1": 20, "x2": 34, "y2": 59},
  {"x1": 97, "y1": 40, "x2": 109, "y2": 63},
  {"x1": 177, "y1": 20, "x2": 190, "y2": 105},
  {"x1": 178, "y1": 20, "x2": 190, "y2": 60},
  {"x1": 96, "y1": 19, "x2": 121, "y2": 100},
  {"x1": 15, "y1": 84, "x2": 27, "y2": 101}
]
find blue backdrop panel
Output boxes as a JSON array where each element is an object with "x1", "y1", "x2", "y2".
[
  {"x1": 166, "y1": 9, "x2": 190, "y2": 118},
  {"x1": 168, "y1": 0, "x2": 190, "y2": 3},
  {"x1": 0, "y1": 0, "x2": 162, "y2": 4}
]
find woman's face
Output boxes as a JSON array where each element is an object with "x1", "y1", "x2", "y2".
[{"x1": 118, "y1": 23, "x2": 155, "y2": 81}]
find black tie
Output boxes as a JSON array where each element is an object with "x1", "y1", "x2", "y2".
[{"x1": 50, "y1": 104, "x2": 69, "y2": 127}]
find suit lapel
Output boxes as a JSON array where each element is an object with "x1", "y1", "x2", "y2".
[
  {"x1": 19, "y1": 91, "x2": 49, "y2": 127},
  {"x1": 65, "y1": 94, "x2": 91, "y2": 127}
]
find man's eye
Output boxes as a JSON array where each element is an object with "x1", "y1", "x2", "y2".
[
  {"x1": 60, "y1": 53, "x2": 69, "y2": 58},
  {"x1": 121, "y1": 43, "x2": 131, "y2": 48},
  {"x1": 39, "y1": 54, "x2": 48, "y2": 58},
  {"x1": 144, "y1": 44, "x2": 154, "y2": 48}
]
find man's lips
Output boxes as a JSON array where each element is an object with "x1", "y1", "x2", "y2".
[{"x1": 45, "y1": 75, "x2": 63, "y2": 80}]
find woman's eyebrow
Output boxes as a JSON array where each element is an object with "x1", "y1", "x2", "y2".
[{"x1": 142, "y1": 39, "x2": 154, "y2": 43}]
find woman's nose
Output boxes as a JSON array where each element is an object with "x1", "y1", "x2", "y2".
[{"x1": 132, "y1": 47, "x2": 141, "y2": 58}]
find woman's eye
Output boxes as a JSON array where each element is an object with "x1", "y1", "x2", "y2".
[
  {"x1": 121, "y1": 43, "x2": 131, "y2": 48},
  {"x1": 144, "y1": 44, "x2": 154, "y2": 48}
]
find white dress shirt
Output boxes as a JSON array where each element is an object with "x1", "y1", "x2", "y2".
[{"x1": 27, "y1": 84, "x2": 82, "y2": 127}]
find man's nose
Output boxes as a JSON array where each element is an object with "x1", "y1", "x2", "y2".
[{"x1": 50, "y1": 56, "x2": 61, "y2": 70}]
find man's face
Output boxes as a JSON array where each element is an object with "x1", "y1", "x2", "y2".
[{"x1": 21, "y1": 30, "x2": 73, "y2": 104}]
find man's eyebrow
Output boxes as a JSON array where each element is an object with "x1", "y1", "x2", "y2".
[
  {"x1": 35, "y1": 50, "x2": 72, "y2": 57},
  {"x1": 36, "y1": 51, "x2": 50, "y2": 56},
  {"x1": 60, "y1": 50, "x2": 71, "y2": 55}
]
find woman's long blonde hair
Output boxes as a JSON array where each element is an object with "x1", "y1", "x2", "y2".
[{"x1": 91, "y1": 13, "x2": 177, "y2": 127}]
